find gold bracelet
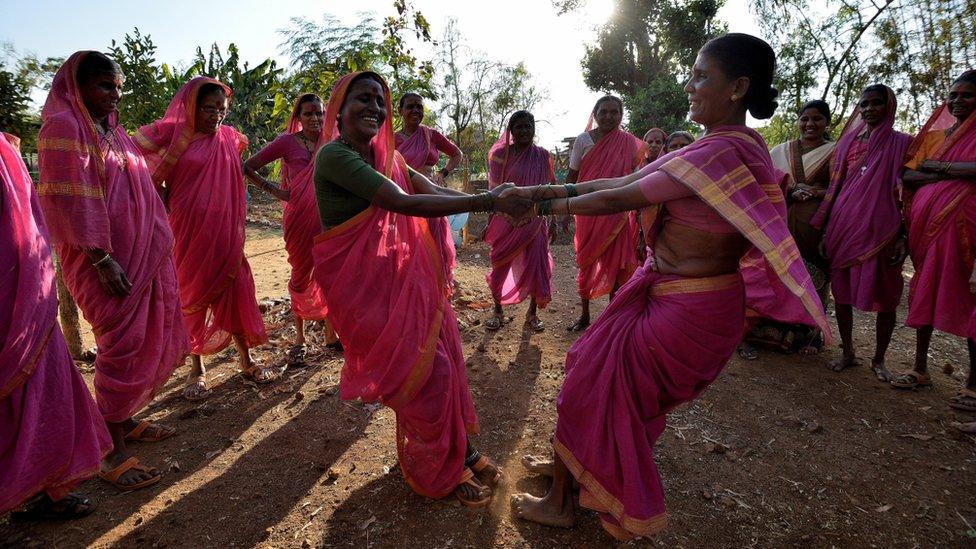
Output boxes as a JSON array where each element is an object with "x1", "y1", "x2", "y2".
[{"x1": 92, "y1": 253, "x2": 113, "y2": 268}]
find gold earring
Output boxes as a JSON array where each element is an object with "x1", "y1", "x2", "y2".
[{"x1": 730, "y1": 94, "x2": 739, "y2": 102}]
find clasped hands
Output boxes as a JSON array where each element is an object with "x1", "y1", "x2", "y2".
[{"x1": 488, "y1": 183, "x2": 547, "y2": 226}]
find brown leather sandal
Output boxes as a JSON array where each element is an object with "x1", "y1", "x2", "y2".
[
  {"x1": 472, "y1": 454, "x2": 504, "y2": 487},
  {"x1": 124, "y1": 420, "x2": 176, "y2": 443},
  {"x1": 99, "y1": 457, "x2": 161, "y2": 492},
  {"x1": 454, "y1": 468, "x2": 491, "y2": 508}
]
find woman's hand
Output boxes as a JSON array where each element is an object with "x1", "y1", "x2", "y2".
[
  {"x1": 96, "y1": 258, "x2": 133, "y2": 296},
  {"x1": 492, "y1": 183, "x2": 534, "y2": 219},
  {"x1": 889, "y1": 235, "x2": 909, "y2": 265},
  {"x1": 791, "y1": 184, "x2": 816, "y2": 202},
  {"x1": 499, "y1": 185, "x2": 536, "y2": 201}
]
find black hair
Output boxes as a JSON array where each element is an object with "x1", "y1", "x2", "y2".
[
  {"x1": 77, "y1": 51, "x2": 122, "y2": 84},
  {"x1": 799, "y1": 99, "x2": 830, "y2": 121},
  {"x1": 507, "y1": 110, "x2": 535, "y2": 132},
  {"x1": 292, "y1": 93, "x2": 323, "y2": 119},
  {"x1": 196, "y1": 82, "x2": 226, "y2": 102},
  {"x1": 592, "y1": 95, "x2": 623, "y2": 115},
  {"x1": 953, "y1": 70, "x2": 976, "y2": 86},
  {"x1": 666, "y1": 131, "x2": 695, "y2": 148},
  {"x1": 861, "y1": 84, "x2": 889, "y2": 103},
  {"x1": 701, "y1": 33, "x2": 778, "y2": 119},
  {"x1": 398, "y1": 92, "x2": 423, "y2": 110}
]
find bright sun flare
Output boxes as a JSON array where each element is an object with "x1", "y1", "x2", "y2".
[{"x1": 583, "y1": 0, "x2": 616, "y2": 25}]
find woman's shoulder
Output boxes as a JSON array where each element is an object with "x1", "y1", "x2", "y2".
[{"x1": 39, "y1": 110, "x2": 82, "y2": 138}]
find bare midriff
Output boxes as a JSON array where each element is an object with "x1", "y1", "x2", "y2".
[{"x1": 652, "y1": 222, "x2": 749, "y2": 278}]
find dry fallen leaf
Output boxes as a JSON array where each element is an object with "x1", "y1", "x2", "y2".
[
  {"x1": 876, "y1": 504, "x2": 893, "y2": 513},
  {"x1": 898, "y1": 433, "x2": 934, "y2": 441}
]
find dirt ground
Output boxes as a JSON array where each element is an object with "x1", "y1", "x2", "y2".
[{"x1": 3, "y1": 207, "x2": 976, "y2": 548}]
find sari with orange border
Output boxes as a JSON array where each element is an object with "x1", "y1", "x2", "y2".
[
  {"x1": 484, "y1": 126, "x2": 555, "y2": 307},
  {"x1": 37, "y1": 52, "x2": 189, "y2": 424},
  {"x1": 1, "y1": 131, "x2": 111, "y2": 514},
  {"x1": 312, "y1": 73, "x2": 478, "y2": 498},
  {"x1": 903, "y1": 102, "x2": 976, "y2": 339},
  {"x1": 555, "y1": 126, "x2": 830, "y2": 540},
  {"x1": 574, "y1": 126, "x2": 643, "y2": 299},
  {"x1": 135, "y1": 77, "x2": 268, "y2": 354}
]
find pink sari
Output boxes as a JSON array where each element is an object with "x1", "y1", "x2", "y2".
[
  {"x1": 395, "y1": 125, "x2": 456, "y2": 293},
  {"x1": 135, "y1": 77, "x2": 268, "y2": 354},
  {"x1": 312, "y1": 73, "x2": 478, "y2": 498},
  {"x1": 904, "y1": 104, "x2": 976, "y2": 338},
  {"x1": 1, "y1": 131, "x2": 111, "y2": 514},
  {"x1": 574, "y1": 127, "x2": 642, "y2": 299},
  {"x1": 555, "y1": 127, "x2": 830, "y2": 540},
  {"x1": 484, "y1": 131, "x2": 554, "y2": 306},
  {"x1": 38, "y1": 52, "x2": 189, "y2": 423},
  {"x1": 811, "y1": 86, "x2": 912, "y2": 312},
  {"x1": 255, "y1": 103, "x2": 329, "y2": 321}
]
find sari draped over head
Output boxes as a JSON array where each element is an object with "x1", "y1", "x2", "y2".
[
  {"x1": 279, "y1": 100, "x2": 329, "y2": 320},
  {"x1": 312, "y1": 72, "x2": 478, "y2": 498},
  {"x1": 555, "y1": 127, "x2": 830, "y2": 541},
  {"x1": 37, "y1": 51, "x2": 189, "y2": 423},
  {"x1": 641, "y1": 127, "x2": 666, "y2": 166},
  {"x1": 1, "y1": 131, "x2": 111, "y2": 514},
  {"x1": 484, "y1": 126, "x2": 555, "y2": 307},
  {"x1": 135, "y1": 77, "x2": 268, "y2": 354},
  {"x1": 395, "y1": 124, "x2": 457, "y2": 293},
  {"x1": 811, "y1": 85, "x2": 911, "y2": 312},
  {"x1": 574, "y1": 125, "x2": 643, "y2": 299},
  {"x1": 903, "y1": 103, "x2": 976, "y2": 338}
]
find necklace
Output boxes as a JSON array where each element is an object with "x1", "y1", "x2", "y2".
[
  {"x1": 298, "y1": 133, "x2": 315, "y2": 155},
  {"x1": 337, "y1": 136, "x2": 369, "y2": 161},
  {"x1": 96, "y1": 122, "x2": 128, "y2": 172}
]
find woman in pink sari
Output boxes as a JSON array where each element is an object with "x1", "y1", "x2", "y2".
[
  {"x1": 38, "y1": 52, "x2": 189, "y2": 492},
  {"x1": 1, "y1": 131, "x2": 111, "y2": 519},
  {"x1": 484, "y1": 110, "x2": 555, "y2": 332},
  {"x1": 135, "y1": 77, "x2": 273, "y2": 400},
  {"x1": 243, "y1": 93, "x2": 340, "y2": 364},
  {"x1": 565, "y1": 96, "x2": 644, "y2": 331},
  {"x1": 507, "y1": 34, "x2": 830, "y2": 540},
  {"x1": 811, "y1": 84, "x2": 911, "y2": 380},
  {"x1": 311, "y1": 72, "x2": 531, "y2": 507},
  {"x1": 889, "y1": 70, "x2": 976, "y2": 404},
  {"x1": 396, "y1": 93, "x2": 464, "y2": 291}
]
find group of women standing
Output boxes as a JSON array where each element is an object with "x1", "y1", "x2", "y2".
[{"x1": 2, "y1": 34, "x2": 974, "y2": 544}]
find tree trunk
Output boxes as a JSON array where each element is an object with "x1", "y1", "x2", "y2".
[{"x1": 54, "y1": 257, "x2": 86, "y2": 359}]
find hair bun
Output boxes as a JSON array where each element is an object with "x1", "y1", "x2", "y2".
[{"x1": 747, "y1": 86, "x2": 778, "y2": 119}]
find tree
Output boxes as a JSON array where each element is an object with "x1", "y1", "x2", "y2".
[
  {"x1": 434, "y1": 19, "x2": 547, "y2": 175},
  {"x1": 556, "y1": 0, "x2": 726, "y2": 136},
  {"x1": 277, "y1": 0, "x2": 435, "y2": 106},
  {"x1": 0, "y1": 61, "x2": 35, "y2": 139},
  {"x1": 108, "y1": 28, "x2": 169, "y2": 130}
]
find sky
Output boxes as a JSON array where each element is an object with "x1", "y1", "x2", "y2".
[{"x1": 0, "y1": 0, "x2": 762, "y2": 148}]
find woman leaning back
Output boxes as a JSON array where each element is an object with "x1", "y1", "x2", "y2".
[
  {"x1": 310, "y1": 71, "x2": 532, "y2": 506},
  {"x1": 890, "y1": 70, "x2": 976, "y2": 407},
  {"x1": 506, "y1": 34, "x2": 830, "y2": 540}
]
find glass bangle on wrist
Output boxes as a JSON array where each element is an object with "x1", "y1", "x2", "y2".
[{"x1": 92, "y1": 253, "x2": 113, "y2": 268}]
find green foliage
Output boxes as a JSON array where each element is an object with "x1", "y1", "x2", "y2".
[
  {"x1": 434, "y1": 19, "x2": 547, "y2": 175},
  {"x1": 568, "y1": 0, "x2": 726, "y2": 137},
  {"x1": 0, "y1": 61, "x2": 36, "y2": 140},
  {"x1": 108, "y1": 28, "x2": 168, "y2": 130},
  {"x1": 752, "y1": 0, "x2": 975, "y2": 138}
]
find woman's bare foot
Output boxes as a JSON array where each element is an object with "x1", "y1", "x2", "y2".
[
  {"x1": 521, "y1": 454, "x2": 554, "y2": 477},
  {"x1": 100, "y1": 451, "x2": 159, "y2": 489},
  {"x1": 512, "y1": 492, "x2": 575, "y2": 528},
  {"x1": 454, "y1": 470, "x2": 492, "y2": 507},
  {"x1": 567, "y1": 315, "x2": 590, "y2": 332},
  {"x1": 871, "y1": 359, "x2": 891, "y2": 382},
  {"x1": 827, "y1": 355, "x2": 859, "y2": 372}
]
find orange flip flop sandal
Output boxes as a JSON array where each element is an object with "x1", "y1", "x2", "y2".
[
  {"x1": 124, "y1": 420, "x2": 176, "y2": 443},
  {"x1": 99, "y1": 457, "x2": 161, "y2": 492},
  {"x1": 454, "y1": 468, "x2": 491, "y2": 508},
  {"x1": 472, "y1": 455, "x2": 504, "y2": 488}
]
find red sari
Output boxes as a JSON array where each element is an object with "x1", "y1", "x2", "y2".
[
  {"x1": 312, "y1": 73, "x2": 478, "y2": 498},
  {"x1": 811, "y1": 86, "x2": 912, "y2": 312},
  {"x1": 484, "y1": 131, "x2": 554, "y2": 306},
  {"x1": 555, "y1": 127, "x2": 830, "y2": 540},
  {"x1": 574, "y1": 128, "x2": 643, "y2": 299},
  {"x1": 904, "y1": 104, "x2": 976, "y2": 338},
  {"x1": 38, "y1": 52, "x2": 189, "y2": 423},
  {"x1": 1, "y1": 131, "x2": 111, "y2": 514},
  {"x1": 135, "y1": 77, "x2": 268, "y2": 354}
]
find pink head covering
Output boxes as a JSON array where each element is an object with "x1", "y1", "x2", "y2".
[
  {"x1": 134, "y1": 76, "x2": 233, "y2": 185},
  {"x1": 322, "y1": 72, "x2": 399, "y2": 180}
]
